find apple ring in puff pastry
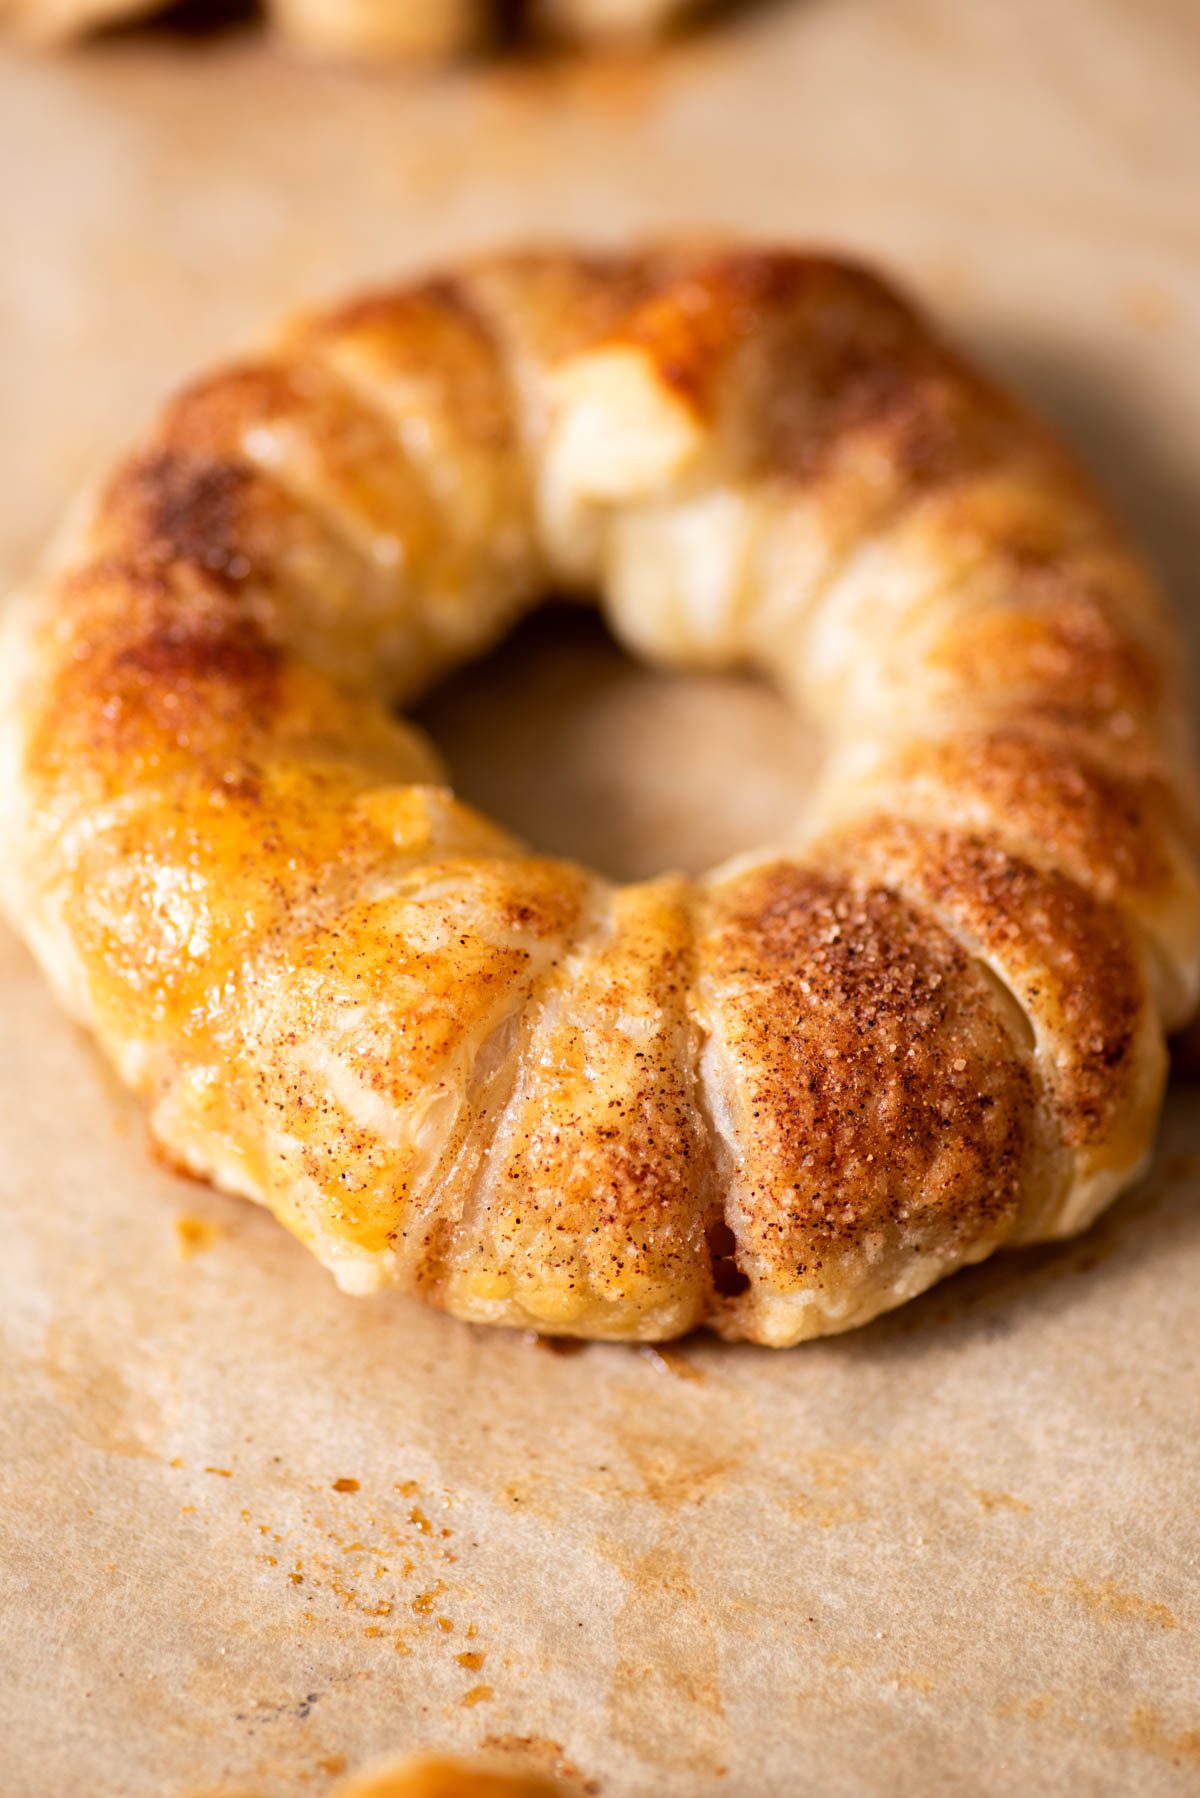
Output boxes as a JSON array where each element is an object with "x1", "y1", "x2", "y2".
[{"x1": 1, "y1": 247, "x2": 1197, "y2": 1345}]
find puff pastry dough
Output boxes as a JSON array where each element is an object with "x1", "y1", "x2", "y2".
[{"x1": 2, "y1": 247, "x2": 1196, "y2": 1344}]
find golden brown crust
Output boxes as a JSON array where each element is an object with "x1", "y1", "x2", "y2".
[
  {"x1": 446, "y1": 875, "x2": 716, "y2": 1337},
  {"x1": 2, "y1": 244, "x2": 1196, "y2": 1343},
  {"x1": 818, "y1": 720, "x2": 1200, "y2": 1024},
  {"x1": 696, "y1": 863, "x2": 1039, "y2": 1342},
  {"x1": 811, "y1": 818, "x2": 1167, "y2": 1238},
  {"x1": 196, "y1": 854, "x2": 598, "y2": 1288}
]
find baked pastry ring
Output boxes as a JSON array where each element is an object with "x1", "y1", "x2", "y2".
[
  {"x1": 0, "y1": 0, "x2": 690, "y2": 60},
  {"x1": 2, "y1": 247, "x2": 1197, "y2": 1345}
]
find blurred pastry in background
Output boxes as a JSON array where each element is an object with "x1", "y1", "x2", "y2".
[
  {"x1": 334, "y1": 1752, "x2": 567, "y2": 1797},
  {"x1": 0, "y1": 0, "x2": 702, "y2": 60}
]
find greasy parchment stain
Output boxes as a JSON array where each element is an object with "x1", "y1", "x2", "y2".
[
  {"x1": 587, "y1": 1372, "x2": 757, "y2": 1776},
  {"x1": 41, "y1": 1313, "x2": 168, "y2": 1460},
  {"x1": 996, "y1": 1693, "x2": 1200, "y2": 1767},
  {"x1": 972, "y1": 1488, "x2": 1031, "y2": 1514},
  {"x1": 480, "y1": 1734, "x2": 599, "y2": 1796},
  {"x1": 1124, "y1": 1707, "x2": 1200, "y2": 1765},
  {"x1": 786, "y1": 1447, "x2": 877, "y2": 1529},
  {"x1": 1022, "y1": 1576, "x2": 1180, "y2": 1631},
  {"x1": 611, "y1": 1417, "x2": 750, "y2": 1511},
  {"x1": 601, "y1": 1538, "x2": 727, "y2": 1777},
  {"x1": 822, "y1": 1652, "x2": 937, "y2": 1696}
]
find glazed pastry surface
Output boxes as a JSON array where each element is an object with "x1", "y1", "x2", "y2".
[{"x1": 2, "y1": 246, "x2": 1196, "y2": 1344}]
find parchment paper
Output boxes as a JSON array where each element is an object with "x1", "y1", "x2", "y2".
[{"x1": 1, "y1": 2, "x2": 1199, "y2": 1792}]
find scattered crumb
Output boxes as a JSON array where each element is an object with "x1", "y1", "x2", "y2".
[
  {"x1": 638, "y1": 1344, "x2": 706, "y2": 1382},
  {"x1": 175, "y1": 1215, "x2": 218, "y2": 1258}
]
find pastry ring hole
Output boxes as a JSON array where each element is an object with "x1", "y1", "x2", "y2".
[{"x1": 413, "y1": 603, "x2": 824, "y2": 884}]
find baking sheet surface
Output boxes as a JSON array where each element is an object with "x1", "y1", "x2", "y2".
[{"x1": 1, "y1": 2, "x2": 1199, "y2": 1791}]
